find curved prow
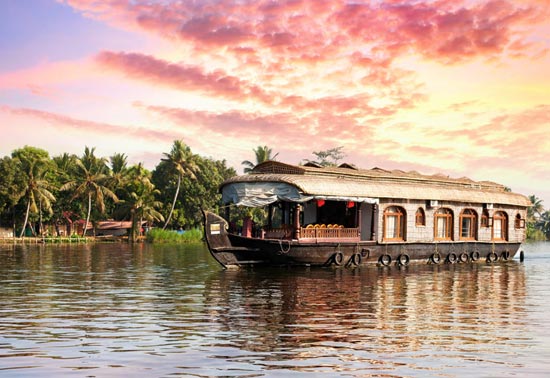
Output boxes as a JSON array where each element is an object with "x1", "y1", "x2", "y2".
[{"x1": 202, "y1": 210, "x2": 232, "y2": 267}]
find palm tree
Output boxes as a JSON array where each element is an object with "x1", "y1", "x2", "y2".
[
  {"x1": 242, "y1": 146, "x2": 279, "y2": 173},
  {"x1": 161, "y1": 140, "x2": 199, "y2": 230},
  {"x1": 117, "y1": 163, "x2": 164, "y2": 242},
  {"x1": 60, "y1": 147, "x2": 118, "y2": 236},
  {"x1": 536, "y1": 210, "x2": 550, "y2": 240},
  {"x1": 109, "y1": 153, "x2": 130, "y2": 198},
  {"x1": 17, "y1": 158, "x2": 55, "y2": 237},
  {"x1": 528, "y1": 195, "x2": 544, "y2": 221},
  {"x1": 12, "y1": 147, "x2": 56, "y2": 237}
]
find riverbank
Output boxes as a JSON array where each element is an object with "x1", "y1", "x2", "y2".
[
  {"x1": 0, "y1": 235, "x2": 129, "y2": 244},
  {"x1": 0, "y1": 228, "x2": 204, "y2": 244}
]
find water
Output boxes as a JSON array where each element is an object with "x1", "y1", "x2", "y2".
[{"x1": 1, "y1": 242, "x2": 549, "y2": 377}]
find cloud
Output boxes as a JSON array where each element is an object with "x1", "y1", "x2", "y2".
[
  {"x1": 95, "y1": 50, "x2": 272, "y2": 103},
  {"x1": 67, "y1": 1, "x2": 547, "y2": 69},
  {"x1": 1, "y1": 105, "x2": 177, "y2": 143}
]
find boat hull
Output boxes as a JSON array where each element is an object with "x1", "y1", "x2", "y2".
[{"x1": 203, "y1": 211, "x2": 523, "y2": 268}]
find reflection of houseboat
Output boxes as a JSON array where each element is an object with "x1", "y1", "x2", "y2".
[{"x1": 203, "y1": 161, "x2": 530, "y2": 268}]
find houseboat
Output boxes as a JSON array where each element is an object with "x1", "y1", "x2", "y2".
[{"x1": 203, "y1": 161, "x2": 530, "y2": 268}]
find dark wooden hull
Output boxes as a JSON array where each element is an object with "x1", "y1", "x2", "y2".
[{"x1": 203, "y1": 211, "x2": 523, "y2": 268}]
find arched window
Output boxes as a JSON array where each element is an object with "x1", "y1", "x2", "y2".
[
  {"x1": 515, "y1": 213, "x2": 525, "y2": 229},
  {"x1": 383, "y1": 206, "x2": 406, "y2": 241},
  {"x1": 481, "y1": 209, "x2": 490, "y2": 227},
  {"x1": 460, "y1": 209, "x2": 477, "y2": 240},
  {"x1": 493, "y1": 211, "x2": 508, "y2": 241},
  {"x1": 415, "y1": 207, "x2": 425, "y2": 226},
  {"x1": 434, "y1": 208, "x2": 453, "y2": 241}
]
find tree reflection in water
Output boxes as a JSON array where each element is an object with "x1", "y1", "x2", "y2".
[{"x1": 0, "y1": 243, "x2": 543, "y2": 377}]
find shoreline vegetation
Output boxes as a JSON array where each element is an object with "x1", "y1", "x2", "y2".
[
  {"x1": 0, "y1": 227, "x2": 204, "y2": 245},
  {"x1": 0, "y1": 141, "x2": 235, "y2": 244},
  {"x1": 1, "y1": 142, "x2": 549, "y2": 245}
]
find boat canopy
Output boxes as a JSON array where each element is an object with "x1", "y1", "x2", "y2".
[{"x1": 222, "y1": 182, "x2": 379, "y2": 207}]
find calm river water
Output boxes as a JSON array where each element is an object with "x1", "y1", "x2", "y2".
[{"x1": 1, "y1": 242, "x2": 550, "y2": 377}]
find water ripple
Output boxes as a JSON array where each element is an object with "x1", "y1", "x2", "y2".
[{"x1": 1, "y1": 242, "x2": 549, "y2": 376}]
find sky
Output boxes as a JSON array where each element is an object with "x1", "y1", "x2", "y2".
[{"x1": 1, "y1": 0, "x2": 549, "y2": 205}]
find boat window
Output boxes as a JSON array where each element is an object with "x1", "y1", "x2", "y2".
[
  {"x1": 460, "y1": 209, "x2": 477, "y2": 240},
  {"x1": 383, "y1": 206, "x2": 406, "y2": 241},
  {"x1": 434, "y1": 208, "x2": 453, "y2": 241},
  {"x1": 415, "y1": 207, "x2": 425, "y2": 226},
  {"x1": 492, "y1": 211, "x2": 508, "y2": 241},
  {"x1": 481, "y1": 209, "x2": 490, "y2": 227},
  {"x1": 514, "y1": 213, "x2": 525, "y2": 229}
]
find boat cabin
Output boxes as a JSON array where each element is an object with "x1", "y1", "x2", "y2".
[{"x1": 220, "y1": 161, "x2": 529, "y2": 246}]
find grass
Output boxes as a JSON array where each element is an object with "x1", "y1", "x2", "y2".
[{"x1": 145, "y1": 228, "x2": 203, "y2": 244}]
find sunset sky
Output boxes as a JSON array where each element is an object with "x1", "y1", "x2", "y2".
[{"x1": 1, "y1": 0, "x2": 549, "y2": 204}]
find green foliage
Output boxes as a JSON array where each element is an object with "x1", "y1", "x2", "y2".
[
  {"x1": 60, "y1": 147, "x2": 118, "y2": 236},
  {"x1": 526, "y1": 222, "x2": 546, "y2": 241},
  {"x1": 527, "y1": 195, "x2": 549, "y2": 241},
  {"x1": 0, "y1": 142, "x2": 235, "y2": 240},
  {"x1": 145, "y1": 228, "x2": 202, "y2": 243},
  {"x1": 0, "y1": 156, "x2": 25, "y2": 226},
  {"x1": 152, "y1": 149, "x2": 235, "y2": 229},
  {"x1": 242, "y1": 145, "x2": 279, "y2": 173},
  {"x1": 11, "y1": 146, "x2": 56, "y2": 236},
  {"x1": 160, "y1": 140, "x2": 199, "y2": 229}
]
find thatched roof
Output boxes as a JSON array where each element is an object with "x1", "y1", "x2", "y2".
[{"x1": 222, "y1": 161, "x2": 530, "y2": 207}]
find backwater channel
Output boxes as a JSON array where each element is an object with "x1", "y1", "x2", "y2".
[{"x1": 1, "y1": 242, "x2": 550, "y2": 377}]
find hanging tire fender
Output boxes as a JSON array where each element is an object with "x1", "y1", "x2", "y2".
[
  {"x1": 430, "y1": 253, "x2": 442, "y2": 264},
  {"x1": 487, "y1": 252, "x2": 498, "y2": 263},
  {"x1": 351, "y1": 253, "x2": 362, "y2": 266},
  {"x1": 447, "y1": 253, "x2": 458, "y2": 264},
  {"x1": 398, "y1": 253, "x2": 410, "y2": 266},
  {"x1": 379, "y1": 254, "x2": 392, "y2": 266},
  {"x1": 333, "y1": 252, "x2": 344, "y2": 266}
]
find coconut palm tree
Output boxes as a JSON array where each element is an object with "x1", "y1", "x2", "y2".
[
  {"x1": 241, "y1": 146, "x2": 279, "y2": 173},
  {"x1": 161, "y1": 140, "x2": 198, "y2": 230},
  {"x1": 117, "y1": 163, "x2": 164, "y2": 242},
  {"x1": 60, "y1": 147, "x2": 118, "y2": 236},
  {"x1": 11, "y1": 147, "x2": 56, "y2": 237},
  {"x1": 528, "y1": 194, "x2": 544, "y2": 221},
  {"x1": 536, "y1": 210, "x2": 550, "y2": 240}
]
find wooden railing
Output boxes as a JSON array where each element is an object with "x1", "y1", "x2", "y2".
[
  {"x1": 300, "y1": 227, "x2": 359, "y2": 240},
  {"x1": 263, "y1": 225, "x2": 360, "y2": 240}
]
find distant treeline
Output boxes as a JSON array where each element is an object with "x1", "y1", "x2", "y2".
[{"x1": 0, "y1": 141, "x2": 236, "y2": 242}]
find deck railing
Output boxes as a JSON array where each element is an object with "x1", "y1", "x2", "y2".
[
  {"x1": 300, "y1": 226, "x2": 359, "y2": 240},
  {"x1": 263, "y1": 225, "x2": 360, "y2": 240}
]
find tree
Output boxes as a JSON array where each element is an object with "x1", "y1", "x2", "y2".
[
  {"x1": 242, "y1": 146, "x2": 279, "y2": 173},
  {"x1": 0, "y1": 156, "x2": 26, "y2": 235},
  {"x1": 160, "y1": 140, "x2": 199, "y2": 230},
  {"x1": 51, "y1": 153, "x2": 80, "y2": 236},
  {"x1": 536, "y1": 210, "x2": 550, "y2": 240},
  {"x1": 60, "y1": 147, "x2": 118, "y2": 236},
  {"x1": 528, "y1": 194, "x2": 544, "y2": 221},
  {"x1": 115, "y1": 163, "x2": 164, "y2": 242},
  {"x1": 152, "y1": 153, "x2": 236, "y2": 228},
  {"x1": 109, "y1": 153, "x2": 129, "y2": 192},
  {"x1": 304, "y1": 146, "x2": 346, "y2": 167},
  {"x1": 11, "y1": 147, "x2": 56, "y2": 237}
]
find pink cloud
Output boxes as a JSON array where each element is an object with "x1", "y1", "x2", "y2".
[
  {"x1": 96, "y1": 50, "x2": 422, "y2": 117},
  {"x1": 1, "y1": 105, "x2": 177, "y2": 143},
  {"x1": 64, "y1": 1, "x2": 546, "y2": 66}
]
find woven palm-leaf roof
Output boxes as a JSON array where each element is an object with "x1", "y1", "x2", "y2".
[{"x1": 223, "y1": 161, "x2": 530, "y2": 207}]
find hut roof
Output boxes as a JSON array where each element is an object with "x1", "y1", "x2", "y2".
[{"x1": 222, "y1": 161, "x2": 530, "y2": 207}]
